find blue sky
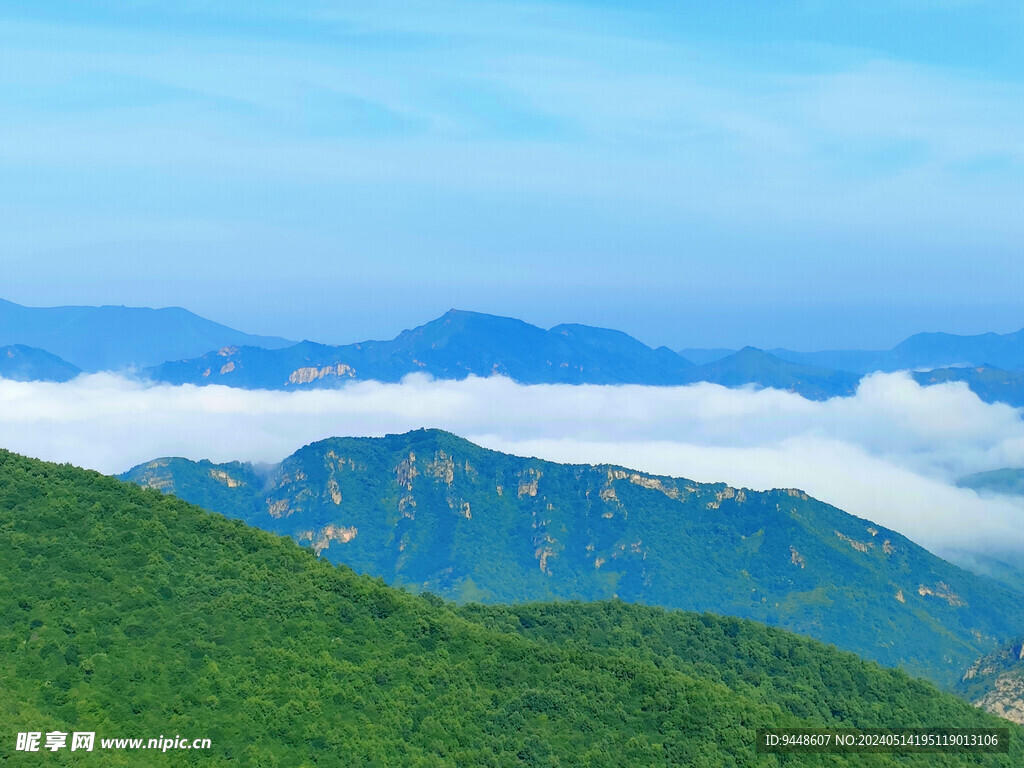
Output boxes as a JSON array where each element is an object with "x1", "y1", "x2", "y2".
[{"x1": 2, "y1": 1, "x2": 1023, "y2": 349}]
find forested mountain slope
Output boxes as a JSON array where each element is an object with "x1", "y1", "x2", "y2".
[
  {"x1": 2, "y1": 448, "x2": 1021, "y2": 765},
  {"x1": 122, "y1": 429, "x2": 1024, "y2": 687}
]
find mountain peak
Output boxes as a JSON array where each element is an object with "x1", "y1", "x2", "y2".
[
  {"x1": 735, "y1": 345, "x2": 771, "y2": 357},
  {"x1": 440, "y1": 308, "x2": 506, "y2": 320}
]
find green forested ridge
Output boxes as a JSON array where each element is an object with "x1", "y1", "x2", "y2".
[
  {"x1": 2, "y1": 449, "x2": 1021, "y2": 766},
  {"x1": 462, "y1": 600, "x2": 1013, "y2": 733},
  {"x1": 122, "y1": 429, "x2": 1024, "y2": 688}
]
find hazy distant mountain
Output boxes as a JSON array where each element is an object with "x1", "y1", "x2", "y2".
[
  {"x1": 0, "y1": 344, "x2": 81, "y2": 382},
  {"x1": 142, "y1": 310, "x2": 1024, "y2": 405},
  {"x1": 122, "y1": 428, "x2": 1024, "y2": 687},
  {"x1": 0, "y1": 298, "x2": 293, "y2": 371},
  {"x1": 765, "y1": 348, "x2": 888, "y2": 374},
  {"x1": 9, "y1": 297, "x2": 1024, "y2": 403},
  {"x1": 148, "y1": 309, "x2": 696, "y2": 388},
  {"x1": 684, "y1": 347, "x2": 861, "y2": 400},
  {"x1": 677, "y1": 347, "x2": 736, "y2": 365},
  {"x1": 958, "y1": 468, "x2": 1024, "y2": 497},
  {"x1": 912, "y1": 366, "x2": 1024, "y2": 408},
  {"x1": 765, "y1": 327, "x2": 1024, "y2": 375},
  {"x1": 937, "y1": 548, "x2": 1024, "y2": 594},
  {"x1": 889, "y1": 328, "x2": 1024, "y2": 371}
]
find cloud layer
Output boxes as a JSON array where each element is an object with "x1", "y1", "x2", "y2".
[{"x1": 2, "y1": 372, "x2": 1023, "y2": 558}]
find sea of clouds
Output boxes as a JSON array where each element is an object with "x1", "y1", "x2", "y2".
[{"x1": 2, "y1": 371, "x2": 1023, "y2": 561}]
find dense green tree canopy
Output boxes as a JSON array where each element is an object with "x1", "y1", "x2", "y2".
[
  {"x1": 2, "y1": 449, "x2": 1020, "y2": 765},
  {"x1": 123, "y1": 429, "x2": 1024, "y2": 687}
]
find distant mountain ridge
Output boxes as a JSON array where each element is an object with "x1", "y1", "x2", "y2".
[
  {"x1": 912, "y1": 367, "x2": 1024, "y2": 409},
  {"x1": 888, "y1": 328, "x2": 1024, "y2": 371},
  {"x1": 6, "y1": 298, "x2": 1024, "y2": 407},
  {"x1": 148, "y1": 309, "x2": 697, "y2": 387},
  {"x1": 687, "y1": 327, "x2": 1024, "y2": 375},
  {"x1": 147, "y1": 309, "x2": 1024, "y2": 403},
  {"x1": 0, "y1": 298, "x2": 293, "y2": 371},
  {"x1": 680, "y1": 346, "x2": 861, "y2": 399},
  {"x1": 122, "y1": 428, "x2": 1024, "y2": 687},
  {"x1": 697, "y1": 326, "x2": 1024, "y2": 375},
  {"x1": 145, "y1": 310, "x2": 863, "y2": 398}
]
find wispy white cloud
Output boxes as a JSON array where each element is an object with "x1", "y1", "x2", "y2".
[
  {"x1": 3, "y1": 4, "x2": 1024, "y2": 349},
  {"x1": 3, "y1": 9, "x2": 1022, "y2": 219},
  {"x1": 2, "y1": 372, "x2": 1023, "y2": 559}
]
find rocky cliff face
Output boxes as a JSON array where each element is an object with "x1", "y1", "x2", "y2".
[{"x1": 960, "y1": 641, "x2": 1024, "y2": 723}]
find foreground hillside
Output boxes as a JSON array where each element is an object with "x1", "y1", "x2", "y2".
[
  {"x1": 2, "y1": 449, "x2": 1020, "y2": 766},
  {"x1": 122, "y1": 429, "x2": 1024, "y2": 687}
]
